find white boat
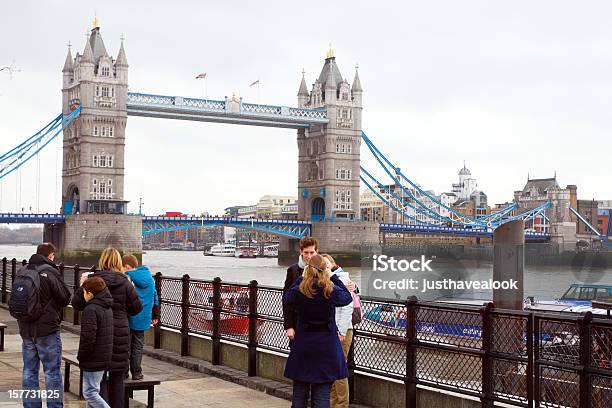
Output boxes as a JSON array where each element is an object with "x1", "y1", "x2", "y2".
[
  {"x1": 235, "y1": 245, "x2": 258, "y2": 258},
  {"x1": 262, "y1": 245, "x2": 279, "y2": 258},
  {"x1": 205, "y1": 243, "x2": 236, "y2": 257}
]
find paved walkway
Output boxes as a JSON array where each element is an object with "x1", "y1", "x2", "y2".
[{"x1": 0, "y1": 308, "x2": 290, "y2": 407}]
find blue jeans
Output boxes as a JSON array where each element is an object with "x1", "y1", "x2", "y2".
[
  {"x1": 22, "y1": 332, "x2": 63, "y2": 408},
  {"x1": 292, "y1": 381, "x2": 332, "y2": 408},
  {"x1": 82, "y1": 371, "x2": 109, "y2": 408}
]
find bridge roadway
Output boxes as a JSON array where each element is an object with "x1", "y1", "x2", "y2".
[{"x1": 0, "y1": 213, "x2": 551, "y2": 241}]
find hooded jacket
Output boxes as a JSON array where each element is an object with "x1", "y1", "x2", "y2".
[
  {"x1": 16, "y1": 254, "x2": 71, "y2": 339},
  {"x1": 72, "y1": 270, "x2": 142, "y2": 371},
  {"x1": 332, "y1": 266, "x2": 353, "y2": 336},
  {"x1": 126, "y1": 265, "x2": 160, "y2": 331},
  {"x1": 77, "y1": 287, "x2": 114, "y2": 372}
]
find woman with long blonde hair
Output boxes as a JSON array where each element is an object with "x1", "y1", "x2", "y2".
[
  {"x1": 72, "y1": 248, "x2": 142, "y2": 407},
  {"x1": 283, "y1": 254, "x2": 352, "y2": 408}
]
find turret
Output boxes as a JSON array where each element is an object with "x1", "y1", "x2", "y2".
[
  {"x1": 115, "y1": 40, "x2": 128, "y2": 84},
  {"x1": 62, "y1": 46, "x2": 74, "y2": 88},
  {"x1": 80, "y1": 37, "x2": 94, "y2": 81},
  {"x1": 297, "y1": 70, "x2": 309, "y2": 108},
  {"x1": 351, "y1": 65, "x2": 362, "y2": 106}
]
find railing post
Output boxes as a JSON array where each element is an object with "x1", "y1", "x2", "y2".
[
  {"x1": 526, "y1": 312, "x2": 534, "y2": 407},
  {"x1": 57, "y1": 263, "x2": 65, "y2": 321},
  {"x1": 180, "y1": 274, "x2": 190, "y2": 357},
  {"x1": 579, "y1": 312, "x2": 593, "y2": 408},
  {"x1": 154, "y1": 272, "x2": 162, "y2": 349},
  {"x1": 212, "y1": 277, "x2": 222, "y2": 365},
  {"x1": 247, "y1": 280, "x2": 258, "y2": 376},
  {"x1": 73, "y1": 265, "x2": 80, "y2": 325},
  {"x1": 10, "y1": 258, "x2": 17, "y2": 286},
  {"x1": 534, "y1": 314, "x2": 542, "y2": 408},
  {"x1": 481, "y1": 302, "x2": 494, "y2": 408},
  {"x1": 1, "y1": 257, "x2": 7, "y2": 304},
  {"x1": 405, "y1": 297, "x2": 417, "y2": 408}
]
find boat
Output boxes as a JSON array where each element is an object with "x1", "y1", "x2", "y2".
[
  {"x1": 362, "y1": 283, "x2": 612, "y2": 344},
  {"x1": 205, "y1": 243, "x2": 236, "y2": 257},
  {"x1": 524, "y1": 282, "x2": 612, "y2": 315},
  {"x1": 262, "y1": 245, "x2": 279, "y2": 258},
  {"x1": 188, "y1": 282, "x2": 262, "y2": 335},
  {"x1": 235, "y1": 245, "x2": 258, "y2": 258}
]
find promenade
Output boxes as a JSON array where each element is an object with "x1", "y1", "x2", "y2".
[{"x1": 0, "y1": 308, "x2": 290, "y2": 407}]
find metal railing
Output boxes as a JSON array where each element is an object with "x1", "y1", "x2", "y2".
[{"x1": 1, "y1": 258, "x2": 611, "y2": 408}]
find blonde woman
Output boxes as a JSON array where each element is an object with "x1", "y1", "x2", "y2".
[
  {"x1": 72, "y1": 248, "x2": 142, "y2": 408},
  {"x1": 321, "y1": 254, "x2": 353, "y2": 408},
  {"x1": 283, "y1": 254, "x2": 352, "y2": 408}
]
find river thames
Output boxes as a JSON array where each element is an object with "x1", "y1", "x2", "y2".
[{"x1": 2, "y1": 244, "x2": 611, "y2": 301}]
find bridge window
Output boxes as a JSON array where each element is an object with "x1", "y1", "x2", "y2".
[
  {"x1": 109, "y1": 127, "x2": 114, "y2": 137},
  {"x1": 101, "y1": 66, "x2": 110, "y2": 77},
  {"x1": 95, "y1": 86, "x2": 99, "y2": 97},
  {"x1": 93, "y1": 126, "x2": 99, "y2": 136},
  {"x1": 93, "y1": 156, "x2": 98, "y2": 167},
  {"x1": 101, "y1": 86, "x2": 109, "y2": 97},
  {"x1": 99, "y1": 156, "x2": 106, "y2": 167}
]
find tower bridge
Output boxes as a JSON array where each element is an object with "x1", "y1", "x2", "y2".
[{"x1": 2, "y1": 20, "x2": 594, "y2": 264}]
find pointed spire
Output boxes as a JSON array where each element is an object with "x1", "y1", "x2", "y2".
[
  {"x1": 298, "y1": 69, "x2": 308, "y2": 96},
  {"x1": 82, "y1": 36, "x2": 94, "y2": 63},
  {"x1": 351, "y1": 63, "x2": 362, "y2": 92},
  {"x1": 62, "y1": 44, "x2": 74, "y2": 72},
  {"x1": 116, "y1": 38, "x2": 128, "y2": 67}
]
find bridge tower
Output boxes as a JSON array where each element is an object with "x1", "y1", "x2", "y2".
[
  {"x1": 280, "y1": 49, "x2": 379, "y2": 265},
  {"x1": 297, "y1": 47, "x2": 362, "y2": 220},
  {"x1": 44, "y1": 19, "x2": 142, "y2": 263}
]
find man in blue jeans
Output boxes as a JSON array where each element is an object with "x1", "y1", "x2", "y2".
[{"x1": 14, "y1": 243, "x2": 71, "y2": 408}]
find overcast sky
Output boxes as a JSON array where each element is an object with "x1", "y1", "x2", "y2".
[{"x1": 1, "y1": 1, "x2": 611, "y2": 216}]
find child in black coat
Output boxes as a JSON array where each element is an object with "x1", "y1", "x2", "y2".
[{"x1": 78, "y1": 277, "x2": 114, "y2": 408}]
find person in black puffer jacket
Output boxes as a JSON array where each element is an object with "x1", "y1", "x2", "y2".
[
  {"x1": 72, "y1": 248, "x2": 142, "y2": 408},
  {"x1": 78, "y1": 277, "x2": 114, "y2": 408}
]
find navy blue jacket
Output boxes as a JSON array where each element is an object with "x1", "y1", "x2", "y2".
[
  {"x1": 77, "y1": 288, "x2": 114, "y2": 371},
  {"x1": 126, "y1": 266, "x2": 159, "y2": 331},
  {"x1": 283, "y1": 274, "x2": 352, "y2": 383}
]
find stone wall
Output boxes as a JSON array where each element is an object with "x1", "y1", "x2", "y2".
[{"x1": 45, "y1": 214, "x2": 142, "y2": 264}]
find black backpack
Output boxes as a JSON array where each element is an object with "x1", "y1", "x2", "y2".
[{"x1": 9, "y1": 266, "x2": 45, "y2": 322}]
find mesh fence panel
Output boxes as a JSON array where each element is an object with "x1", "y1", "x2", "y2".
[
  {"x1": 353, "y1": 333, "x2": 406, "y2": 377},
  {"x1": 539, "y1": 366, "x2": 579, "y2": 408},
  {"x1": 416, "y1": 347, "x2": 482, "y2": 393},
  {"x1": 591, "y1": 374, "x2": 612, "y2": 408}
]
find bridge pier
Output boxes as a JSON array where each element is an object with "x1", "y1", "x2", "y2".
[
  {"x1": 280, "y1": 221, "x2": 380, "y2": 267},
  {"x1": 44, "y1": 214, "x2": 142, "y2": 266}
]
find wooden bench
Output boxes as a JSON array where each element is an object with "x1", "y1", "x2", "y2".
[
  {"x1": 62, "y1": 354, "x2": 83, "y2": 399},
  {"x1": 0, "y1": 323, "x2": 6, "y2": 352},
  {"x1": 125, "y1": 377, "x2": 161, "y2": 408},
  {"x1": 62, "y1": 354, "x2": 160, "y2": 407}
]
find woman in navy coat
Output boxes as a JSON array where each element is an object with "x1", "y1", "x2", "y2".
[{"x1": 283, "y1": 254, "x2": 353, "y2": 408}]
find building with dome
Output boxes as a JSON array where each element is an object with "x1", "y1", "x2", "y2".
[{"x1": 451, "y1": 162, "x2": 478, "y2": 201}]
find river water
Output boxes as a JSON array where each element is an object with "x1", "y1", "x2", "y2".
[{"x1": 3, "y1": 244, "x2": 611, "y2": 301}]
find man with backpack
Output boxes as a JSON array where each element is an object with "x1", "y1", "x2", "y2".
[{"x1": 9, "y1": 243, "x2": 71, "y2": 408}]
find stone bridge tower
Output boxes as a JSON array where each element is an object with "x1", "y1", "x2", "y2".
[
  {"x1": 279, "y1": 49, "x2": 379, "y2": 266},
  {"x1": 44, "y1": 19, "x2": 141, "y2": 263},
  {"x1": 297, "y1": 48, "x2": 362, "y2": 220}
]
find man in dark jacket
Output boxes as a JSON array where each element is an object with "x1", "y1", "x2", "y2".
[
  {"x1": 16, "y1": 243, "x2": 71, "y2": 408},
  {"x1": 282, "y1": 237, "x2": 318, "y2": 341},
  {"x1": 78, "y1": 277, "x2": 113, "y2": 408}
]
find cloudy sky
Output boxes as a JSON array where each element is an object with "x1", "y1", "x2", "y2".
[{"x1": 1, "y1": 1, "x2": 611, "y2": 216}]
